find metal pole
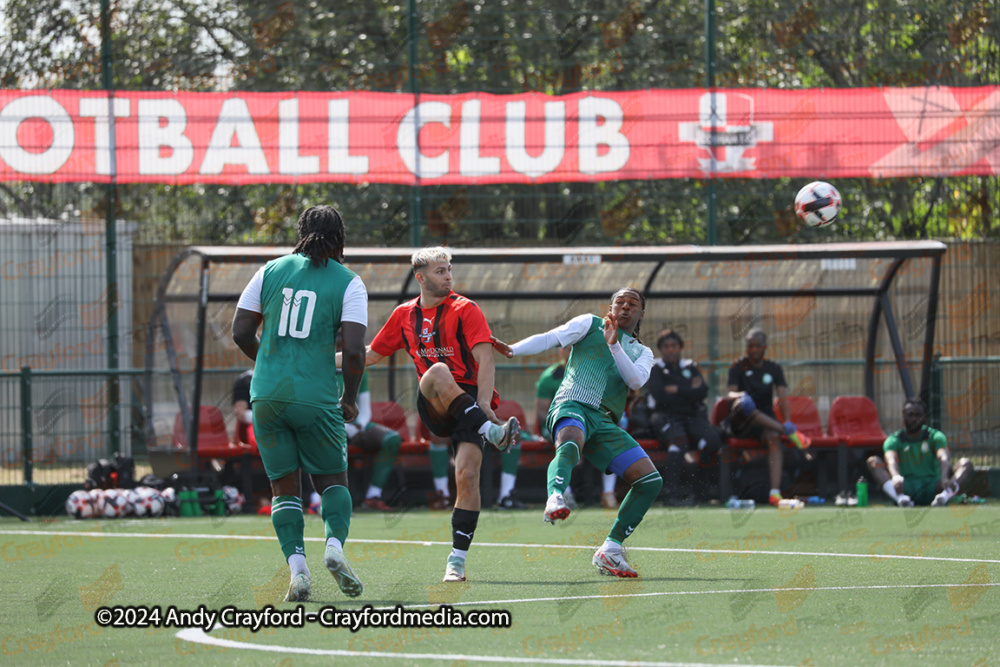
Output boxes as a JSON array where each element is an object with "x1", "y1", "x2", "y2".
[
  {"x1": 407, "y1": 0, "x2": 423, "y2": 247},
  {"x1": 100, "y1": 0, "x2": 121, "y2": 455},
  {"x1": 704, "y1": 0, "x2": 717, "y2": 246},
  {"x1": 20, "y1": 367, "x2": 33, "y2": 486}
]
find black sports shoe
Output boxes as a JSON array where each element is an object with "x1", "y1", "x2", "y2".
[{"x1": 497, "y1": 492, "x2": 527, "y2": 510}]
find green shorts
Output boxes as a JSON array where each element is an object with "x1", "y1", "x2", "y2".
[
  {"x1": 251, "y1": 400, "x2": 348, "y2": 480},
  {"x1": 903, "y1": 476, "x2": 939, "y2": 506},
  {"x1": 546, "y1": 400, "x2": 645, "y2": 475}
]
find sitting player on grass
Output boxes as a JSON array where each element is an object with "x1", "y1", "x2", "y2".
[
  {"x1": 491, "y1": 287, "x2": 658, "y2": 578},
  {"x1": 866, "y1": 399, "x2": 972, "y2": 507}
]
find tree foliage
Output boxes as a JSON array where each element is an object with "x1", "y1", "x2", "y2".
[{"x1": 0, "y1": 0, "x2": 996, "y2": 245}]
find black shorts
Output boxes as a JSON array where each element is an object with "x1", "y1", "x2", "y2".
[{"x1": 417, "y1": 383, "x2": 486, "y2": 450}]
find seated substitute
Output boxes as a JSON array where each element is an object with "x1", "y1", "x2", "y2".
[
  {"x1": 646, "y1": 329, "x2": 721, "y2": 504},
  {"x1": 866, "y1": 399, "x2": 972, "y2": 507},
  {"x1": 232, "y1": 368, "x2": 254, "y2": 445},
  {"x1": 726, "y1": 328, "x2": 806, "y2": 507},
  {"x1": 336, "y1": 367, "x2": 403, "y2": 512}
]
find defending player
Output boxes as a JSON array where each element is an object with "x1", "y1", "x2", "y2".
[
  {"x1": 232, "y1": 205, "x2": 366, "y2": 601},
  {"x1": 492, "y1": 287, "x2": 660, "y2": 578},
  {"x1": 340, "y1": 246, "x2": 518, "y2": 583}
]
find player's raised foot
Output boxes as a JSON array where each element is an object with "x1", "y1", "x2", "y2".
[
  {"x1": 592, "y1": 546, "x2": 637, "y2": 578},
  {"x1": 443, "y1": 555, "x2": 466, "y2": 582},
  {"x1": 897, "y1": 494, "x2": 915, "y2": 508},
  {"x1": 768, "y1": 492, "x2": 783, "y2": 507},
  {"x1": 325, "y1": 545, "x2": 363, "y2": 598},
  {"x1": 284, "y1": 573, "x2": 311, "y2": 602},
  {"x1": 543, "y1": 492, "x2": 571, "y2": 524},
  {"x1": 486, "y1": 417, "x2": 519, "y2": 452}
]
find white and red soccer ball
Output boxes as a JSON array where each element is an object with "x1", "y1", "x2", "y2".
[
  {"x1": 129, "y1": 487, "x2": 165, "y2": 518},
  {"x1": 66, "y1": 490, "x2": 96, "y2": 519},
  {"x1": 222, "y1": 486, "x2": 245, "y2": 514},
  {"x1": 795, "y1": 181, "x2": 842, "y2": 227}
]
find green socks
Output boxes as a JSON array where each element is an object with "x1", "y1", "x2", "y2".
[
  {"x1": 546, "y1": 442, "x2": 580, "y2": 495},
  {"x1": 370, "y1": 428, "x2": 402, "y2": 489},
  {"x1": 320, "y1": 485, "x2": 352, "y2": 545},
  {"x1": 271, "y1": 495, "x2": 305, "y2": 561},
  {"x1": 609, "y1": 470, "x2": 663, "y2": 544},
  {"x1": 501, "y1": 442, "x2": 522, "y2": 475}
]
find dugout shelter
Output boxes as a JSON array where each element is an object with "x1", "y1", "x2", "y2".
[{"x1": 142, "y1": 241, "x2": 946, "y2": 500}]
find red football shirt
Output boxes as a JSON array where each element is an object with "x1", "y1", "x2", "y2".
[{"x1": 371, "y1": 292, "x2": 498, "y2": 407}]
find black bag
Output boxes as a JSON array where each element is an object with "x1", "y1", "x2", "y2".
[{"x1": 83, "y1": 452, "x2": 137, "y2": 490}]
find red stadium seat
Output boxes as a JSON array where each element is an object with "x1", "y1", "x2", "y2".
[
  {"x1": 173, "y1": 406, "x2": 251, "y2": 459},
  {"x1": 773, "y1": 396, "x2": 840, "y2": 447},
  {"x1": 370, "y1": 401, "x2": 411, "y2": 440},
  {"x1": 828, "y1": 396, "x2": 887, "y2": 446}
]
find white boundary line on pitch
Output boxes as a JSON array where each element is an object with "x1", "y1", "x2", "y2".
[
  {"x1": 174, "y1": 627, "x2": 790, "y2": 667},
  {"x1": 369, "y1": 582, "x2": 1000, "y2": 611},
  {"x1": 3, "y1": 529, "x2": 1000, "y2": 565}
]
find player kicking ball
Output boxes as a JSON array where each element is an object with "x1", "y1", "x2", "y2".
[{"x1": 492, "y1": 287, "x2": 659, "y2": 578}]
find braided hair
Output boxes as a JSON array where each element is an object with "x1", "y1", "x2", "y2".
[
  {"x1": 293, "y1": 205, "x2": 345, "y2": 267},
  {"x1": 610, "y1": 286, "x2": 646, "y2": 344}
]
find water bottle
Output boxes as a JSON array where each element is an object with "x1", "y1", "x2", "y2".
[
  {"x1": 856, "y1": 477, "x2": 868, "y2": 508},
  {"x1": 726, "y1": 496, "x2": 755, "y2": 509}
]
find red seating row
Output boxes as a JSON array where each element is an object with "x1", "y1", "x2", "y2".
[{"x1": 709, "y1": 395, "x2": 887, "y2": 449}]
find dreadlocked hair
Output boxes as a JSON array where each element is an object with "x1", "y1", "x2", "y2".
[
  {"x1": 293, "y1": 205, "x2": 345, "y2": 267},
  {"x1": 610, "y1": 286, "x2": 646, "y2": 344}
]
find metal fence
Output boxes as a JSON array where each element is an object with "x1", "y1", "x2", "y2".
[{"x1": 1, "y1": 1, "x2": 999, "y2": 487}]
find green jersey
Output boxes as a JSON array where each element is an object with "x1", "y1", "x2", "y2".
[
  {"x1": 883, "y1": 426, "x2": 948, "y2": 479},
  {"x1": 552, "y1": 315, "x2": 654, "y2": 423},
  {"x1": 535, "y1": 362, "x2": 566, "y2": 400},
  {"x1": 247, "y1": 254, "x2": 363, "y2": 408}
]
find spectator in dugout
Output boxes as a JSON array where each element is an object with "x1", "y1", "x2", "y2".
[
  {"x1": 645, "y1": 328, "x2": 721, "y2": 505},
  {"x1": 866, "y1": 399, "x2": 972, "y2": 507},
  {"x1": 726, "y1": 328, "x2": 806, "y2": 507}
]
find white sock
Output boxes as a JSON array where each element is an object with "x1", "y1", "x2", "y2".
[
  {"x1": 770, "y1": 488, "x2": 782, "y2": 498},
  {"x1": 450, "y1": 548, "x2": 468, "y2": 560},
  {"x1": 366, "y1": 486, "x2": 382, "y2": 500},
  {"x1": 498, "y1": 472, "x2": 516, "y2": 500},
  {"x1": 882, "y1": 481, "x2": 900, "y2": 502},
  {"x1": 603, "y1": 473, "x2": 617, "y2": 493},
  {"x1": 288, "y1": 553, "x2": 309, "y2": 578},
  {"x1": 477, "y1": 418, "x2": 492, "y2": 437},
  {"x1": 601, "y1": 539, "x2": 621, "y2": 553},
  {"x1": 326, "y1": 537, "x2": 343, "y2": 552},
  {"x1": 434, "y1": 477, "x2": 450, "y2": 495},
  {"x1": 938, "y1": 485, "x2": 956, "y2": 501},
  {"x1": 310, "y1": 491, "x2": 321, "y2": 506}
]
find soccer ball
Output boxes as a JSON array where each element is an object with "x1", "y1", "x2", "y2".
[
  {"x1": 102, "y1": 489, "x2": 129, "y2": 518},
  {"x1": 222, "y1": 486, "x2": 245, "y2": 515},
  {"x1": 88, "y1": 489, "x2": 107, "y2": 516},
  {"x1": 794, "y1": 181, "x2": 842, "y2": 227},
  {"x1": 160, "y1": 487, "x2": 178, "y2": 515},
  {"x1": 66, "y1": 490, "x2": 96, "y2": 519},
  {"x1": 130, "y1": 487, "x2": 165, "y2": 518}
]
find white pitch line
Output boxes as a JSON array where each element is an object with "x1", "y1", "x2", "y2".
[
  {"x1": 3, "y1": 529, "x2": 1000, "y2": 565},
  {"x1": 370, "y1": 582, "x2": 1000, "y2": 611},
  {"x1": 174, "y1": 627, "x2": 791, "y2": 667}
]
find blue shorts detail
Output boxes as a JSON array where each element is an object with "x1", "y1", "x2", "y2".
[
  {"x1": 608, "y1": 446, "x2": 650, "y2": 477},
  {"x1": 554, "y1": 417, "x2": 586, "y2": 440}
]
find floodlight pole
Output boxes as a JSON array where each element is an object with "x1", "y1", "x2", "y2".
[{"x1": 100, "y1": 0, "x2": 121, "y2": 456}]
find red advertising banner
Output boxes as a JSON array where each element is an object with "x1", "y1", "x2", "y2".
[{"x1": 0, "y1": 87, "x2": 997, "y2": 184}]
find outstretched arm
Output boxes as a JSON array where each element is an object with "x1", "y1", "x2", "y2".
[{"x1": 492, "y1": 314, "x2": 592, "y2": 358}]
